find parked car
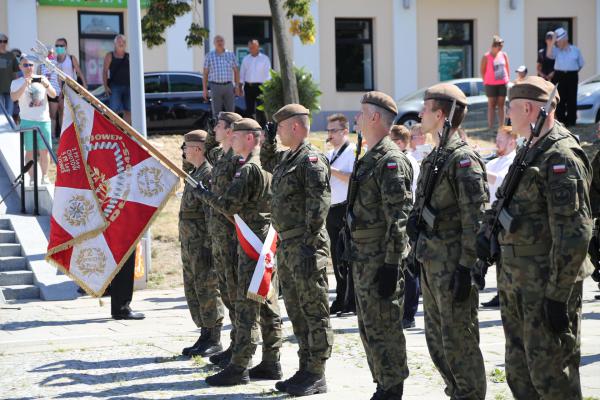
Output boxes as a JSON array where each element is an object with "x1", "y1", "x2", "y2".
[
  {"x1": 395, "y1": 78, "x2": 489, "y2": 128},
  {"x1": 577, "y1": 73, "x2": 600, "y2": 124},
  {"x1": 90, "y1": 71, "x2": 246, "y2": 133}
]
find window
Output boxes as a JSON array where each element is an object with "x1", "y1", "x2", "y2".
[
  {"x1": 145, "y1": 74, "x2": 167, "y2": 94},
  {"x1": 78, "y1": 11, "x2": 124, "y2": 89},
  {"x1": 335, "y1": 19, "x2": 374, "y2": 92},
  {"x1": 454, "y1": 81, "x2": 472, "y2": 97},
  {"x1": 233, "y1": 16, "x2": 273, "y2": 66},
  {"x1": 168, "y1": 74, "x2": 202, "y2": 92},
  {"x1": 537, "y1": 18, "x2": 573, "y2": 50},
  {"x1": 438, "y1": 20, "x2": 473, "y2": 81}
]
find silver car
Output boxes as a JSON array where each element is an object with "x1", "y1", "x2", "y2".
[
  {"x1": 395, "y1": 78, "x2": 489, "y2": 128},
  {"x1": 577, "y1": 74, "x2": 600, "y2": 124}
]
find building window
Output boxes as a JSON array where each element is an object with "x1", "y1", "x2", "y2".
[
  {"x1": 335, "y1": 18, "x2": 374, "y2": 92},
  {"x1": 537, "y1": 18, "x2": 573, "y2": 51},
  {"x1": 438, "y1": 20, "x2": 473, "y2": 81},
  {"x1": 78, "y1": 11, "x2": 123, "y2": 89},
  {"x1": 233, "y1": 16, "x2": 273, "y2": 66}
]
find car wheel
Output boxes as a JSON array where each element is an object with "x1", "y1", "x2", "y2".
[
  {"x1": 596, "y1": 108, "x2": 600, "y2": 123},
  {"x1": 398, "y1": 114, "x2": 420, "y2": 128}
]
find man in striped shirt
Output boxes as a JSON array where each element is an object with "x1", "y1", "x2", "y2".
[{"x1": 203, "y1": 35, "x2": 240, "y2": 116}]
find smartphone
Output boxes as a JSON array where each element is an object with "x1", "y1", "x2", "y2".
[{"x1": 32, "y1": 77, "x2": 41, "y2": 83}]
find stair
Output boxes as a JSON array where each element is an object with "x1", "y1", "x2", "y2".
[{"x1": 0, "y1": 219, "x2": 39, "y2": 301}]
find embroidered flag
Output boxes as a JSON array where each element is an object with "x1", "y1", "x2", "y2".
[
  {"x1": 459, "y1": 158, "x2": 472, "y2": 168},
  {"x1": 308, "y1": 155, "x2": 318, "y2": 163},
  {"x1": 386, "y1": 161, "x2": 398, "y2": 169},
  {"x1": 552, "y1": 164, "x2": 567, "y2": 174}
]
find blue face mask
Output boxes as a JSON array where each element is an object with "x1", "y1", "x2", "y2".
[{"x1": 55, "y1": 46, "x2": 66, "y2": 55}]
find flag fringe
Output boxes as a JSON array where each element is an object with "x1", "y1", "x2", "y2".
[{"x1": 246, "y1": 291, "x2": 267, "y2": 304}]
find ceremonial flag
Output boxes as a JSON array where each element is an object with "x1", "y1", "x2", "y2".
[
  {"x1": 46, "y1": 85, "x2": 179, "y2": 296},
  {"x1": 234, "y1": 214, "x2": 278, "y2": 303}
]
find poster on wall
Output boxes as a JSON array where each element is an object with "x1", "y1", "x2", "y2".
[
  {"x1": 439, "y1": 48, "x2": 466, "y2": 81},
  {"x1": 80, "y1": 38, "x2": 115, "y2": 88}
]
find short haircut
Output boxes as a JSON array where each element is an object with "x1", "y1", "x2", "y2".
[
  {"x1": 248, "y1": 39, "x2": 259, "y2": 45},
  {"x1": 498, "y1": 125, "x2": 517, "y2": 139},
  {"x1": 430, "y1": 100, "x2": 466, "y2": 129},
  {"x1": 291, "y1": 114, "x2": 310, "y2": 129},
  {"x1": 390, "y1": 125, "x2": 411, "y2": 143},
  {"x1": 326, "y1": 113, "x2": 349, "y2": 130},
  {"x1": 0, "y1": 33, "x2": 7, "y2": 41},
  {"x1": 56, "y1": 37, "x2": 68, "y2": 46},
  {"x1": 114, "y1": 34, "x2": 126, "y2": 44},
  {"x1": 367, "y1": 104, "x2": 396, "y2": 128}
]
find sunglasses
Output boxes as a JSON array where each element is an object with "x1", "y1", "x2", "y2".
[
  {"x1": 0, "y1": 40, "x2": 7, "y2": 44},
  {"x1": 55, "y1": 44, "x2": 65, "y2": 48},
  {"x1": 22, "y1": 63, "x2": 34, "y2": 67}
]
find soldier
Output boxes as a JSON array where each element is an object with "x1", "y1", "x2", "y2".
[
  {"x1": 261, "y1": 104, "x2": 333, "y2": 396},
  {"x1": 493, "y1": 76, "x2": 593, "y2": 398},
  {"x1": 590, "y1": 123, "x2": 600, "y2": 299},
  {"x1": 195, "y1": 118, "x2": 283, "y2": 386},
  {"x1": 407, "y1": 84, "x2": 488, "y2": 399},
  {"x1": 204, "y1": 111, "x2": 243, "y2": 367},
  {"x1": 352, "y1": 92, "x2": 413, "y2": 399},
  {"x1": 179, "y1": 130, "x2": 225, "y2": 357}
]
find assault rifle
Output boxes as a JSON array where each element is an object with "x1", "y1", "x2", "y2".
[{"x1": 478, "y1": 86, "x2": 558, "y2": 263}]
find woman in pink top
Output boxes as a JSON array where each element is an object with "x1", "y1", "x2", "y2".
[{"x1": 480, "y1": 35, "x2": 510, "y2": 129}]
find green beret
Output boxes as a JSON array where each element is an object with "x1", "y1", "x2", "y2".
[
  {"x1": 218, "y1": 111, "x2": 242, "y2": 125},
  {"x1": 361, "y1": 91, "x2": 398, "y2": 115},
  {"x1": 508, "y1": 76, "x2": 560, "y2": 106},
  {"x1": 232, "y1": 118, "x2": 262, "y2": 132},
  {"x1": 272, "y1": 104, "x2": 309, "y2": 124},
  {"x1": 424, "y1": 83, "x2": 468, "y2": 107},
  {"x1": 184, "y1": 130, "x2": 207, "y2": 143}
]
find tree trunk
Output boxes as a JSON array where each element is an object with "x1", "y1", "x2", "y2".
[{"x1": 269, "y1": 0, "x2": 299, "y2": 104}]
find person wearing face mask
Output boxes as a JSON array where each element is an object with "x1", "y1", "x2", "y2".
[
  {"x1": 54, "y1": 37, "x2": 86, "y2": 136},
  {"x1": 39, "y1": 47, "x2": 61, "y2": 140}
]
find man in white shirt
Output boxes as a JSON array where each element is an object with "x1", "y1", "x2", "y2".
[
  {"x1": 391, "y1": 125, "x2": 419, "y2": 196},
  {"x1": 325, "y1": 113, "x2": 357, "y2": 315},
  {"x1": 239, "y1": 39, "x2": 271, "y2": 126},
  {"x1": 409, "y1": 123, "x2": 433, "y2": 163},
  {"x1": 486, "y1": 125, "x2": 517, "y2": 204}
]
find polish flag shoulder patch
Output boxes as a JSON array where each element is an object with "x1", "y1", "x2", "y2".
[
  {"x1": 552, "y1": 164, "x2": 567, "y2": 174},
  {"x1": 458, "y1": 158, "x2": 472, "y2": 168},
  {"x1": 308, "y1": 154, "x2": 318, "y2": 163},
  {"x1": 238, "y1": 157, "x2": 245, "y2": 164},
  {"x1": 234, "y1": 171, "x2": 242, "y2": 178},
  {"x1": 386, "y1": 161, "x2": 398, "y2": 169}
]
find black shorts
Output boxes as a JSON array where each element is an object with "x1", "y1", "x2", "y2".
[
  {"x1": 485, "y1": 84, "x2": 507, "y2": 98},
  {"x1": 47, "y1": 95, "x2": 58, "y2": 103}
]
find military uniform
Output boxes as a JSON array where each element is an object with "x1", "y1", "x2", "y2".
[
  {"x1": 411, "y1": 84, "x2": 488, "y2": 399},
  {"x1": 494, "y1": 78, "x2": 593, "y2": 399},
  {"x1": 261, "y1": 105, "x2": 333, "y2": 393},
  {"x1": 350, "y1": 91, "x2": 413, "y2": 398}
]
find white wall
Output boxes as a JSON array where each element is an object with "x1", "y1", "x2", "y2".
[{"x1": 393, "y1": 0, "x2": 418, "y2": 99}]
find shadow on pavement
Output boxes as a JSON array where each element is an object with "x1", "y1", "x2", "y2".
[
  {"x1": 40, "y1": 366, "x2": 197, "y2": 387},
  {"x1": 1, "y1": 318, "x2": 111, "y2": 331},
  {"x1": 581, "y1": 353, "x2": 600, "y2": 367},
  {"x1": 144, "y1": 297, "x2": 187, "y2": 303},
  {"x1": 33, "y1": 356, "x2": 172, "y2": 372}
]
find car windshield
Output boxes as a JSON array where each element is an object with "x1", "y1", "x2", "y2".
[{"x1": 401, "y1": 88, "x2": 427, "y2": 102}]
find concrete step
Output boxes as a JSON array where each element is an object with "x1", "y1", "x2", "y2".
[
  {"x1": 0, "y1": 270, "x2": 33, "y2": 286},
  {"x1": 0, "y1": 256, "x2": 27, "y2": 271},
  {"x1": 0, "y1": 219, "x2": 9, "y2": 230},
  {"x1": 0, "y1": 229, "x2": 16, "y2": 243},
  {"x1": 0, "y1": 243, "x2": 21, "y2": 257},
  {"x1": 1, "y1": 284, "x2": 40, "y2": 300}
]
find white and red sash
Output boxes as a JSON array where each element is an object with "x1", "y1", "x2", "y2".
[{"x1": 234, "y1": 214, "x2": 277, "y2": 303}]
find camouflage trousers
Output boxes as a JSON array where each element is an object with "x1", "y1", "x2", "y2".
[
  {"x1": 351, "y1": 238, "x2": 409, "y2": 390},
  {"x1": 421, "y1": 259, "x2": 486, "y2": 400},
  {"x1": 230, "y1": 249, "x2": 283, "y2": 368},
  {"x1": 211, "y1": 219, "x2": 239, "y2": 346},
  {"x1": 499, "y1": 256, "x2": 583, "y2": 400},
  {"x1": 277, "y1": 237, "x2": 333, "y2": 375},
  {"x1": 180, "y1": 240, "x2": 224, "y2": 328}
]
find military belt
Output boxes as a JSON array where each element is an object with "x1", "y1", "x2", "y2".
[
  {"x1": 351, "y1": 226, "x2": 386, "y2": 239},
  {"x1": 179, "y1": 210, "x2": 204, "y2": 220},
  {"x1": 278, "y1": 227, "x2": 304, "y2": 241},
  {"x1": 500, "y1": 243, "x2": 551, "y2": 258},
  {"x1": 425, "y1": 219, "x2": 462, "y2": 233}
]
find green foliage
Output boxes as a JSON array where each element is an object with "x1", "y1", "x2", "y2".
[
  {"x1": 490, "y1": 368, "x2": 506, "y2": 383},
  {"x1": 142, "y1": 0, "x2": 207, "y2": 48},
  {"x1": 285, "y1": 0, "x2": 316, "y2": 44},
  {"x1": 257, "y1": 67, "x2": 322, "y2": 120}
]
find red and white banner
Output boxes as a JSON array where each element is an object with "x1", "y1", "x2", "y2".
[
  {"x1": 46, "y1": 86, "x2": 179, "y2": 296},
  {"x1": 234, "y1": 214, "x2": 277, "y2": 303}
]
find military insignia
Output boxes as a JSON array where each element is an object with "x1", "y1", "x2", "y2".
[
  {"x1": 234, "y1": 171, "x2": 242, "y2": 178},
  {"x1": 73, "y1": 103, "x2": 88, "y2": 133},
  {"x1": 238, "y1": 158, "x2": 245, "y2": 164},
  {"x1": 552, "y1": 164, "x2": 567, "y2": 174},
  {"x1": 64, "y1": 195, "x2": 94, "y2": 227},
  {"x1": 552, "y1": 184, "x2": 573, "y2": 206},
  {"x1": 386, "y1": 161, "x2": 398, "y2": 169},
  {"x1": 137, "y1": 166, "x2": 164, "y2": 197},
  {"x1": 459, "y1": 158, "x2": 471, "y2": 168},
  {"x1": 308, "y1": 155, "x2": 318, "y2": 163},
  {"x1": 75, "y1": 247, "x2": 107, "y2": 277}
]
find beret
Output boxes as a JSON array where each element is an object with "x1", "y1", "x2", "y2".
[
  {"x1": 272, "y1": 104, "x2": 309, "y2": 123},
  {"x1": 361, "y1": 91, "x2": 398, "y2": 115},
  {"x1": 508, "y1": 76, "x2": 559, "y2": 106},
  {"x1": 218, "y1": 111, "x2": 242, "y2": 124},
  {"x1": 184, "y1": 130, "x2": 207, "y2": 143},
  {"x1": 423, "y1": 83, "x2": 468, "y2": 107},
  {"x1": 232, "y1": 118, "x2": 262, "y2": 132}
]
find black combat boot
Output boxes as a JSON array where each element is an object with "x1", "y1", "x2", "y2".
[
  {"x1": 188, "y1": 326, "x2": 223, "y2": 357},
  {"x1": 275, "y1": 358, "x2": 307, "y2": 391},
  {"x1": 182, "y1": 328, "x2": 209, "y2": 356},
  {"x1": 209, "y1": 346, "x2": 232, "y2": 368},
  {"x1": 205, "y1": 364, "x2": 250, "y2": 386},
  {"x1": 375, "y1": 382, "x2": 403, "y2": 399},
  {"x1": 284, "y1": 371, "x2": 327, "y2": 396},
  {"x1": 249, "y1": 360, "x2": 283, "y2": 380}
]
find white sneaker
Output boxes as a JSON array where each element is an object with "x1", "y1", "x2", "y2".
[
  {"x1": 41, "y1": 175, "x2": 50, "y2": 185},
  {"x1": 28, "y1": 178, "x2": 35, "y2": 187}
]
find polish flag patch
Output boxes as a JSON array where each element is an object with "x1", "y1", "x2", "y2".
[
  {"x1": 308, "y1": 155, "x2": 318, "y2": 163},
  {"x1": 234, "y1": 171, "x2": 242, "y2": 178},
  {"x1": 238, "y1": 158, "x2": 245, "y2": 164},
  {"x1": 459, "y1": 158, "x2": 472, "y2": 168},
  {"x1": 553, "y1": 164, "x2": 567, "y2": 174},
  {"x1": 386, "y1": 161, "x2": 398, "y2": 169}
]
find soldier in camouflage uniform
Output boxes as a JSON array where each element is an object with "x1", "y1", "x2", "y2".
[
  {"x1": 196, "y1": 118, "x2": 283, "y2": 386},
  {"x1": 179, "y1": 130, "x2": 224, "y2": 357},
  {"x1": 261, "y1": 104, "x2": 333, "y2": 397},
  {"x1": 589, "y1": 128, "x2": 600, "y2": 296},
  {"x1": 407, "y1": 84, "x2": 488, "y2": 400},
  {"x1": 491, "y1": 76, "x2": 593, "y2": 399},
  {"x1": 351, "y1": 92, "x2": 413, "y2": 400},
  {"x1": 204, "y1": 112, "x2": 243, "y2": 366}
]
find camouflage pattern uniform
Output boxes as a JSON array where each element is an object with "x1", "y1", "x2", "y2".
[
  {"x1": 412, "y1": 133, "x2": 488, "y2": 399},
  {"x1": 591, "y1": 149, "x2": 600, "y2": 217},
  {"x1": 350, "y1": 136, "x2": 412, "y2": 391},
  {"x1": 179, "y1": 160, "x2": 224, "y2": 329},
  {"x1": 261, "y1": 138, "x2": 334, "y2": 375},
  {"x1": 199, "y1": 151, "x2": 283, "y2": 368},
  {"x1": 495, "y1": 122, "x2": 593, "y2": 399}
]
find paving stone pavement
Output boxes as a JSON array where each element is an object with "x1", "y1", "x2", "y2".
[{"x1": 1, "y1": 269, "x2": 600, "y2": 400}]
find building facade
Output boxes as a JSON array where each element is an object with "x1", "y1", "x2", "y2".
[{"x1": 1, "y1": 0, "x2": 599, "y2": 129}]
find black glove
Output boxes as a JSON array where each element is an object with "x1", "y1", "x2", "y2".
[
  {"x1": 264, "y1": 122, "x2": 278, "y2": 143},
  {"x1": 544, "y1": 298, "x2": 569, "y2": 334},
  {"x1": 471, "y1": 259, "x2": 489, "y2": 291},
  {"x1": 589, "y1": 235, "x2": 600, "y2": 281},
  {"x1": 373, "y1": 263, "x2": 399, "y2": 299},
  {"x1": 406, "y1": 215, "x2": 420, "y2": 243},
  {"x1": 475, "y1": 231, "x2": 492, "y2": 261},
  {"x1": 450, "y1": 264, "x2": 472, "y2": 302}
]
